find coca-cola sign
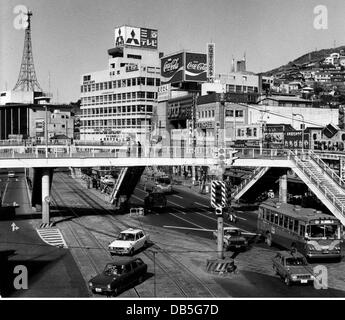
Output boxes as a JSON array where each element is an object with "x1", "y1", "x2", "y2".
[
  {"x1": 184, "y1": 53, "x2": 207, "y2": 82},
  {"x1": 161, "y1": 52, "x2": 184, "y2": 85}
]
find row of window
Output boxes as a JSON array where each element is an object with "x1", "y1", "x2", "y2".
[
  {"x1": 261, "y1": 208, "x2": 306, "y2": 237},
  {"x1": 81, "y1": 119, "x2": 151, "y2": 127},
  {"x1": 198, "y1": 110, "x2": 215, "y2": 119},
  {"x1": 226, "y1": 84, "x2": 258, "y2": 93},
  {"x1": 81, "y1": 105, "x2": 153, "y2": 116},
  {"x1": 237, "y1": 127, "x2": 258, "y2": 137},
  {"x1": 81, "y1": 77, "x2": 160, "y2": 93},
  {"x1": 225, "y1": 110, "x2": 244, "y2": 117},
  {"x1": 81, "y1": 92, "x2": 157, "y2": 106}
]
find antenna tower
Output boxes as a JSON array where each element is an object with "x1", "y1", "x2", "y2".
[{"x1": 13, "y1": 10, "x2": 42, "y2": 92}]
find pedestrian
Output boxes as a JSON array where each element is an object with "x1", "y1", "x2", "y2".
[
  {"x1": 137, "y1": 141, "x2": 142, "y2": 158},
  {"x1": 126, "y1": 139, "x2": 131, "y2": 157}
]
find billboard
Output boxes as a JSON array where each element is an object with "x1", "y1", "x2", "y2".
[
  {"x1": 184, "y1": 52, "x2": 207, "y2": 82},
  {"x1": 207, "y1": 43, "x2": 215, "y2": 80},
  {"x1": 114, "y1": 25, "x2": 158, "y2": 49},
  {"x1": 161, "y1": 52, "x2": 184, "y2": 85},
  {"x1": 284, "y1": 131, "x2": 310, "y2": 149},
  {"x1": 157, "y1": 84, "x2": 171, "y2": 102}
]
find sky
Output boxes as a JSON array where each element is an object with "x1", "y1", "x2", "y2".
[{"x1": 1, "y1": 0, "x2": 345, "y2": 103}]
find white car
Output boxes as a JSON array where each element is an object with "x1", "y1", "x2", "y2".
[
  {"x1": 8, "y1": 171, "x2": 15, "y2": 178},
  {"x1": 155, "y1": 176, "x2": 173, "y2": 194},
  {"x1": 101, "y1": 175, "x2": 116, "y2": 186},
  {"x1": 108, "y1": 228, "x2": 149, "y2": 256}
]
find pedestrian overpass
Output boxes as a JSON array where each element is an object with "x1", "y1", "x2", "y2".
[{"x1": 1, "y1": 144, "x2": 345, "y2": 227}]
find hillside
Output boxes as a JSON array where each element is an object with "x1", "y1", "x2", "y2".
[{"x1": 263, "y1": 45, "x2": 345, "y2": 76}]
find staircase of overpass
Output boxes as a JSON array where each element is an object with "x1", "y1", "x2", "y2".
[
  {"x1": 290, "y1": 150, "x2": 345, "y2": 226},
  {"x1": 231, "y1": 167, "x2": 269, "y2": 200},
  {"x1": 109, "y1": 166, "x2": 145, "y2": 208}
]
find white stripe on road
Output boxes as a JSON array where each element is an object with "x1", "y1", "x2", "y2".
[
  {"x1": 194, "y1": 201, "x2": 209, "y2": 208},
  {"x1": 172, "y1": 194, "x2": 183, "y2": 199},
  {"x1": 132, "y1": 195, "x2": 144, "y2": 202},
  {"x1": 2, "y1": 182, "x2": 9, "y2": 203},
  {"x1": 171, "y1": 208, "x2": 186, "y2": 215},
  {"x1": 167, "y1": 200, "x2": 185, "y2": 209},
  {"x1": 168, "y1": 212, "x2": 207, "y2": 230}
]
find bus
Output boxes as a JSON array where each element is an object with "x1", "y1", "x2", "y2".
[{"x1": 257, "y1": 199, "x2": 342, "y2": 260}]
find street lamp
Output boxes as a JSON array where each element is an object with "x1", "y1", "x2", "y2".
[
  {"x1": 292, "y1": 113, "x2": 305, "y2": 154},
  {"x1": 44, "y1": 105, "x2": 48, "y2": 157}
]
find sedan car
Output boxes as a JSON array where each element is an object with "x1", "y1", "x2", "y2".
[
  {"x1": 144, "y1": 191, "x2": 167, "y2": 214},
  {"x1": 213, "y1": 227, "x2": 248, "y2": 251},
  {"x1": 8, "y1": 171, "x2": 15, "y2": 178},
  {"x1": 272, "y1": 251, "x2": 315, "y2": 286},
  {"x1": 108, "y1": 228, "x2": 149, "y2": 256},
  {"x1": 89, "y1": 257, "x2": 147, "y2": 296}
]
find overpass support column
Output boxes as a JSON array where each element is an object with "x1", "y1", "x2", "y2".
[
  {"x1": 42, "y1": 168, "x2": 50, "y2": 225},
  {"x1": 279, "y1": 170, "x2": 288, "y2": 203}
]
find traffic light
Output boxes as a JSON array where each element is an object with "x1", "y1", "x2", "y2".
[{"x1": 211, "y1": 180, "x2": 226, "y2": 208}]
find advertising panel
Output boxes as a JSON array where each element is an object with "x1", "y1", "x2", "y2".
[
  {"x1": 114, "y1": 26, "x2": 158, "y2": 49},
  {"x1": 184, "y1": 52, "x2": 207, "y2": 82},
  {"x1": 264, "y1": 126, "x2": 284, "y2": 149},
  {"x1": 284, "y1": 131, "x2": 310, "y2": 149},
  {"x1": 140, "y1": 28, "x2": 158, "y2": 49},
  {"x1": 158, "y1": 84, "x2": 171, "y2": 102},
  {"x1": 207, "y1": 43, "x2": 215, "y2": 80},
  {"x1": 161, "y1": 52, "x2": 184, "y2": 85}
]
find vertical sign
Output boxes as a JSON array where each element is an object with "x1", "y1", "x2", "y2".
[{"x1": 207, "y1": 43, "x2": 215, "y2": 81}]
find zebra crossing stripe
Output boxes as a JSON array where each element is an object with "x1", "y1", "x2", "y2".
[{"x1": 36, "y1": 228, "x2": 68, "y2": 248}]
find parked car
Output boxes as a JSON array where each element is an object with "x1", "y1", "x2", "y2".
[
  {"x1": 108, "y1": 228, "x2": 149, "y2": 256},
  {"x1": 89, "y1": 257, "x2": 147, "y2": 296},
  {"x1": 144, "y1": 191, "x2": 167, "y2": 213},
  {"x1": 213, "y1": 227, "x2": 248, "y2": 251},
  {"x1": 272, "y1": 251, "x2": 315, "y2": 286},
  {"x1": 8, "y1": 171, "x2": 15, "y2": 178}
]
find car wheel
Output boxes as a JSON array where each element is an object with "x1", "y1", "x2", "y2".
[
  {"x1": 284, "y1": 276, "x2": 291, "y2": 286},
  {"x1": 144, "y1": 241, "x2": 148, "y2": 248},
  {"x1": 266, "y1": 233, "x2": 272, "y2": 247}
]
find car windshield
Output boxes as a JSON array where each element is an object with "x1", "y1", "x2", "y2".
[
  {"x1": 225, "y1": 229, "x2": 240, "y2": 236},
  {"x1": 157, "y1": 178, "x2": 170, "y2": 184},
  {"x1": 118, "y1": 233, "x2": 135, "y2": 241},
  {"x1": 308, "y1": 224, "x2": 338, "y2": 239},
  {"x1": 104, "y1": 264, "x2": 123, "y2": 276},
  {"x1": 286, "y1": 257, "x2": 307, "y2": 266}
]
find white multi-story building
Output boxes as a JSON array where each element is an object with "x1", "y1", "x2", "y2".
[{"x1": 80, "y1": 25, "x2": 161, "y2": 144}]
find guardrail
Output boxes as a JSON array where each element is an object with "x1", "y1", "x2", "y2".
[
  {"x1": 290, "y1": 150, "x2": 345, "y2": 217},
  {"x1": 231, "y1": 167, "x2": 267, "y2": 197},
  {"x1": 308, "y1": 150, "x2": 345, "y2": 188}
]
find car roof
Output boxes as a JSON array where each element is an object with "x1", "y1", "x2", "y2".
[
  {"x1": 224, "y1": 227, "x2": 240, "y2": 231},
  {"x1": 120, "y1": 228, "x2": 143, "y2": 234},
  {"x1": 107, "y1": 257, "x2": 142, "y2": 266},
  {"x1": 276, "y1": 250, "x2": 305, "y2": 258}
]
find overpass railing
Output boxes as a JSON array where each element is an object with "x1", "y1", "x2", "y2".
[{"x1": 290, "y1": 150, "x2": 345, "y2": 217}]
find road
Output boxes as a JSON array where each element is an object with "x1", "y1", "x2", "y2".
[
  {"x1": 128, "y1": 177, "x2": 345, "y2": 297},
  {"x1": 0, "y1": 169, "x2": 88, "y2": 297}
]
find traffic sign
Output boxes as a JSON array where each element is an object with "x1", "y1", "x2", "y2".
[
  {"x1": 44, "y1": 196, "x2": 50, "y2": 203},
  {"x1": 211, "y1": 180, "x2": 226, "y2": 208}
]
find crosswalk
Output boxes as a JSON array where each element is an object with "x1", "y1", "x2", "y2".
[{"x1": 36, "y1": 228, "x2": 68, "y2": 248}]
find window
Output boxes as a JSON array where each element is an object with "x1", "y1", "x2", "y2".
[
  {"x1": 299, "y1": 224, "x2": 305, "y2": 237},
  {"x1": 147, "y1": 92, "x2": 155, "y2": 99},
  {"x1": 274, "y1": 214, "x2": 279, "y2": 225},
  {"x1": 132, "y1": 78, "x2": 137, "y2": 86},
  {"x1": 283, "y1": 216, "x2": 289, "y2": 229},
  {"x1": 288, "y1": 218, "x2": 294, "y2": 231},
  {"x1": 127, "y1": 79, "x2": 131, "y2": 87},
  {"x1": 293, "y1": 220, "x2": 299, "y2": 233},
  {"x1": 156, "y1": 78, "x2": 161, "y2": 86},
  {"x1": 278, "y1": 215, "x2": 284, "y2": 226},
  {"x1": 212, "y1": 110, "x2": 215, "y2": 117},
  {"x1": 147, "y1": 78, "x2": 155, "y2": 86},
  {"x1": 225, "y1": 110, "x2": 234, "y2": 117},
  {"x1": 235, "y1": 110, "x2": 244, "y2": 117}
]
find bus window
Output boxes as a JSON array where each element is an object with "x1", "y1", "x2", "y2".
[
  {"x1": 299, "y1": 224, "x2": 305, "y2": 237},
  {"x1": 278, "y1": 214, "x2": 283, "y2": 226},
  {"x1": 293, "y1": 219, "x2": 299, "y2": 233},
  {"x1": 283, "y1": 216, "x2": 289, "y2": 229},
  {"x1": 270, "y1": 212, "x2": 275, "y2": 223},
  {"x1": 274, "y1": 214, "x2": 279, "y2": 225},
  {"x1": 288, "y1": 218, "x2": 294, "y2": 231}
]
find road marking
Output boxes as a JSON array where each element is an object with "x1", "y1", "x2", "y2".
[
  {"x1": 167, "y1": 200, "x2": 185, "y2": 209},
  {"x1": 168, "y1": 212, "x2": 207, "y2": 230},
  {"x1": 132, "y1": 195, "x2": 144, "y2": 202},
  {"x1": 172, "y1": 194, "x2": 183, "y2": 199},
  {"x1": 2, "y1": 182, "x2": 9, "y2": 203},
  {"x1": 163, "y1": 225, "x2": 214, "y2": 232},
  {"x1": 194, "y1": 201, "x2": 209, "y2": 208},
  {"x1": 36, "y1": 228, "x2": 68, "y2": 248},
  {"x1": 171, "y1": 208, "x2": 186, "y2": 215}
]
